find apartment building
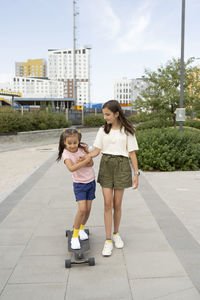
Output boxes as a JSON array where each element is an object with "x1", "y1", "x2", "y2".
[
  {"x1": 12, "y1": 77, "x2": 64, "y2": 98},
  {"x1": 48, "y1": 47, "x2": 91, "y2": 105},
  {"x1": 114, "y1": 77, "x2": 147, "y2": 107},
  {"x1": 15, "y1": 59, "x2": 47, "y2": 78}
]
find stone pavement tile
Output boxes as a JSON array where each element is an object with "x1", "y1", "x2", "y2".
[
  {"x1": 120, "y1": 230, "x2": 172, "y2": 252},
  {"x1": 32, "y1": 207, "x2": 75, "y2": 236},
  {"x1": 23, "y1": 236, "x2": 67, "y2": 256},
  {"x1": 0, "y1": 269, "x2": 12, "y2": 294},
  {"x1": 9, "y1": 255, "x2": 68, "y2": 284},
  {"x1": 0, "y1": 207, "x2": 45, "y2": 229},
  {"x1": 38, "y1": 207, "x2": 75, "y2": 226},
  {"x1": 0, "y1": 283, "x2": 66, "y2": 300},
  {"x1": 120, "y1": 214, "x2": 160, "y2": 232},
  {"x1": 65, "y1": 264, "x2": 132, "y2": 300},
  {"x1": 49, "y1": 192, "x2": 77, "y2": 209},
  {"x1": 130, "y1": 277, "x2": 199, "y2": 300},
  {"x1": 16, "y1": 188, "x2": 53, "y2": 209},
  {"x1": 0, "y1": 228, "x2": 33, "y2": 246},
  {"x1": 124, "y1": 251, "x2": 187, "y2": 279},
  {"x1": 0, "y1": 246, "x2": 24, "y2": 268},
  {"x1": 33, "y1": 221, "x2": 71, "y2": 238},
  {"x1": 155, "y1": 288, "x2": 200, "y2": 300},
  {"x1": 86, "y1": 226, "x2": 106, "y2": 243},
  {"x1": 85, "y1": 209, "x2": 105, "y2": 227}
]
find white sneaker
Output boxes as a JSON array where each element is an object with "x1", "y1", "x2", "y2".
[
  {"x1": 113, "y1": 233, "x2": 124, "y2": 248},
  {"x1": 71, "y1": 237, "x2": 81, "y2": 249},
  {"x1": 79, "y1": 229, "x2": 88, "y2": 240},
  {"x1": 102, "y1": 240, "x2": 113, "y2": 256}
]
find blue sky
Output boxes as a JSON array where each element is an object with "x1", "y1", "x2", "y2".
[{"x1": 0, "y1": 0, "x2": 200, "y2": 102}]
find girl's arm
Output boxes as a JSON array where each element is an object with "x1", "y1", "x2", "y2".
[
  {"x1": 129, "y1": 151, "x2": 139, "y2": 189},
  {"x1": 88, "y1": 147, "x2": 101, "y2": 158},
  {"x1": 86, "y1": 159, "x2": 94, "y2": 167},
  {"x1": 76, "y1": 156, "x2": 94, "y2": 167},
  {"x1": 64, "y1": 156, "x2": 91, "y2": 172}
]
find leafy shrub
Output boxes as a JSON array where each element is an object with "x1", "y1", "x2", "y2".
[
  {"x1": 136, "y1": 128, "x2": 200, "y2": 171},
  {"x1": 137, "y1": 119, "x2": 173, "y2": 130},
  {"x1": 184, "y1": 119, "x2": 200, "y2": 130},
  {"x1": 0, "y1": 109, "x2": 21, "y2": 133},
  {"x1": 84, "y1": 114, "x2": 105, "y2": 127},
  {"x1": 128, "y1": 111, "x2": 173, "y2": 124},
  {"x1": 128, "y1": 112, "x2": 150, "y2": 123},
  {"x1": 0, "y1": 109, "x2": 71, "y2": 133}
]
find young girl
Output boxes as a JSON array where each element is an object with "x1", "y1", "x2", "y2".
[
  {"x1": 57, "y1": 129, "x2": 96, "y2": 250},
  {"x1": 86, "y1": 100, "x2": 139, "y2": 256}
]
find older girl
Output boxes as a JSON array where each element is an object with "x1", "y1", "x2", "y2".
[{"x1": 86, "y1": 100, "x2": 139, "y2": 256}]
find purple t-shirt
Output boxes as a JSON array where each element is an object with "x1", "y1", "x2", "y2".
[{"x1": 62, "y1": 148, "x2": 95, "y2": 183}]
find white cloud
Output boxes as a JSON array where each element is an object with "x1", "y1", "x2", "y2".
[
  {"x1": 90, "y1": 0, "x2": 120, "y2": 39},
  {"x1": 116, "y1": 14, "x2": 151, "y2": 52},
  {"x1": 91, "y1": 0, "x2": 180, "y2": 58}
]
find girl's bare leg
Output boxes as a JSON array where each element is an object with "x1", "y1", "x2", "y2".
[
  {"x1": 113, "y1": 189, "x2": 124, "y2": 233},
  {"x1": 102, "y1": 187, "x2": 113, "y2": 239},
  {"x1": 81, "y1": 200, "x2": 93, "y2": 225},
  {"x1": 73, "y1": 200, "x2": 87, "y2": 229}
]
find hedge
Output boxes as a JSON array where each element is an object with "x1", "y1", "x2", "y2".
[
  {"x1": 0, "y1": 109, "x2": 71, "y2": 133},
  {"x1": 136, "y1": 119, "x2": 174, "y2": 130},
  {"x1": 184, "y1": 119, "x2": 200, "y2": 130},
  {"x1": 136, "y1": 128, "x2": 200, "y2": 171},
  {"x1": 84, "y1": 114, "x2": 105, "y2": 127}
]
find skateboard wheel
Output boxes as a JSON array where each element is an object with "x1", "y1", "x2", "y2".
[
  {"x1": 65, "y1": 259, "x2": 71, "y2": 268},
  {"x1": 85, "y1": 229, "x2": 89, "y2": 236},
  {"x1": 88, "y1": 257, "x2": 95, "y2": 266},
  {"x1": 66, "y1": 230, "x2": 70, "y2": 237}
]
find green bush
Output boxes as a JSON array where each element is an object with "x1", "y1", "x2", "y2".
[
  {"x1": 128, "y1": 111, "x2": 173, "y2": 124},
  {"x1": 0, "y1": 109, "x2": 21, "y2": 133},
  {"x1": 84, "y1": 114, "x2": 105, "y2": 127},
  {"x1": 184, "y1": 119, "x2": 200, "y2": 130},
  {"x1": 0, "y1": 109, "x2": 71, "y2": 133},
  {"x1": 128, "y1": 112, "x2": 150, "y2": 123},
  {"x1": 137, "y1": 119, "x2": 173, "y2": 130},
  {"x1": 136, "y1": 128, "x2": 200, "y2": 171}
]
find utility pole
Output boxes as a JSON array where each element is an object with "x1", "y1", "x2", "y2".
[
  {"x1": 179, "y1": 0, "x2": 185, "y2": 132},
  {"x1": 73, "y1": 0, "x2": 78, "y2": 106}
]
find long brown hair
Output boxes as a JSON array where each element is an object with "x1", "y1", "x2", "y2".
[
  {"x1": 56, "y1": 128, "x2": 88, "y2": 162},
  {"x1": 102, "y1": 100, "x2": 135, "y2": 135}
]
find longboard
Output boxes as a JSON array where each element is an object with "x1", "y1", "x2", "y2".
[{"x1": 65, "y1": 229, "x2": 95, "y2": 268}]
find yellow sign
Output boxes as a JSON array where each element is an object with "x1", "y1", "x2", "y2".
[
  {"x1": 73, "y1": 105, "x2": 83, "y2": 110},
  {"x1": 0, "y1": 90, "x2": 22, "y2": 97}
]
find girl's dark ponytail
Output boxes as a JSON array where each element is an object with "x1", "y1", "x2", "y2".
[{"x1": 56, "y1": 131, "x2": 66, "y2": 162}]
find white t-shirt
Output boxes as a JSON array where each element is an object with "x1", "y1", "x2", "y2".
[{"x1": 93, "y1": 127, "x2": 139, "y2": 157}]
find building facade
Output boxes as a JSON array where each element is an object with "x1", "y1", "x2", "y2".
[
  {"x1": 15, "y1": 59, "x2": 47, "y2": 78},
  {"x1": 114, "y1": 77, "x2": 147, "y2": 108},
  {"x1": 12, "y1": 77, "x2": 64, "y2": 99},
  {"x1": 48, "y1": 47, "x2": 91, "y2": 105}
]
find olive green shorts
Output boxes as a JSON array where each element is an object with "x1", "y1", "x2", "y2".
[{"x1": 97, "y1": 154, "x2": 132, "y2": 189}]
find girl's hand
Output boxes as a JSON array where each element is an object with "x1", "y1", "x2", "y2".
[
  {"x1": 83, "y1": 154, "x2": 90, "y2": 160},
  {"x1": 76, "y1": 156, "x2": 84, "y2": 163},
  {"x1": 82, "y1": 155, "x2": 92, "y2": 163},
  {"x1": 132, "y1": 175, "x2": 139, "y2": 189}
]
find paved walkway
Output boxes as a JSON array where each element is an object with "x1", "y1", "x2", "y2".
[{"x1": 0, "y1": 130, "x2": 200, "y2": 300}]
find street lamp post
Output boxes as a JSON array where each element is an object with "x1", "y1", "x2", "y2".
[{"x1": 179, "y1": 0, "x2": 185, "y2": 132}]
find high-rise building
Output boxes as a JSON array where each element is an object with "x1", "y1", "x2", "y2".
[
  {"x1": 48, "y1": 47, "x2": 91, "y2": 105},
  {"x1": 15, "y1": 59, "x2": 47, "y2": 78},
  {"x1": 114, "y1": 77, "x2": 147, "y2": 108}
]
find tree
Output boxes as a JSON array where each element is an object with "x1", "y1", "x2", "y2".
[{"x1": 134, "y1": 57, "x2": 200, "y2": 126}]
